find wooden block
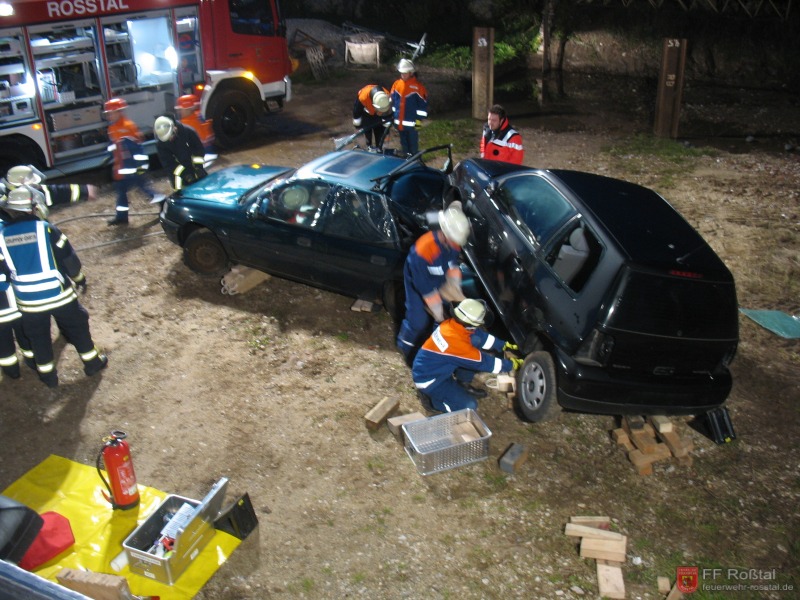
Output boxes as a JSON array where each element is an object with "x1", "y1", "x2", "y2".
[
  {"x1": 612, "y1": 429, "x2": 635, "y2": 451},
  {"x1": 657, "y1": 576, "x2": 672, "y2": 594},
  {"x1": 569, "y1": 515, "x2": 611, "y2": 528},
  {"x1": 623, "y1": 415, "x2": 646, "y2": 432},
  {"x1": 580, "y1": 536, "x2": 627, "y2": 563},
  {"x1": 648, "y1": 415, "x2": 673, "y2": 433},
  {"x1": 629, "y1": 428, "x2": 659, "y2": 454},
  {"x1": 628, "y1": 442, "x2": 672, "y2": 474},
  {"x1": 658, "y1": 430, "x2": 692, "y2": 458},
  {"x1": 364, "y1": 397, "x2": 400, "y2": 430},
  {"x1": 596, "y1": 561, "x2": 626, "y2": 599},
  {"x1": 56, "y1": 568, "x2": 131, "y2": 600},
  {"x1": 387, "y1": 412, "x2": 425, "y2": 439},
  {"x1": 666, "y1": 582, "x2": 684, "y2": 600},
  {"x1": 564, "y1": 523, "x2": 624, "y2": 541},
  {"x1": 498, "y1": 443, "x2": 528, "y2": 473},
  {"x1": 496, "y1": 373, "x2": 516, "y2": 392},
  {"x1": 451, "y1": 420, "x2": 481, "y2": 442}
]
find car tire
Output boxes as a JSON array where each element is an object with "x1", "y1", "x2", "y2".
[
  {"x1": 515, "y1": 351, "x2": 559, "y2": 422},
  {"x1": 183, "y1": 229, "x2": 229, "y2": 276},
  {"x1": 211, "y1": 89, "x2": 255, "y2": 148}
]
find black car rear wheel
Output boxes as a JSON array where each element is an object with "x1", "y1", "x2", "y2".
[
  {"x1": 515, "y1": 351, "x2": 559, "y2": 422},
  {"x1": 183, "y1": 229, "x2": 229, "y2": 276}
]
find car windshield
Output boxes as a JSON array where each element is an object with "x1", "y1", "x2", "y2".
[
  {"x1": 241, "y1": 170, "x2": 297, "y2": 205},
  {"x1": 496, "y1": 174, "x2": 576, "y2": 243}
]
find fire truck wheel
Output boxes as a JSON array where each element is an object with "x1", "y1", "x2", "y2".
[
  {"x1": 211, "y1": 89, "x2": 255, "y2": 148},
  {"x1": 183, "y1": 229, "x2": 229, "y2": 276}
]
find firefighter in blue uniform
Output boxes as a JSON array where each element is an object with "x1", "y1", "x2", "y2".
[
  {"x1": 412, "y1": 298, "x2": 523, "y2": 413},
  {"x1": 0, "y1": 205, "x2": 35, "y2": 379},
  {"x1": 0, "y1": 187, "x2": 107, "y2": 388},
  {"x1": 396, "y1": 203, "x2": 471, "y2": 365}
]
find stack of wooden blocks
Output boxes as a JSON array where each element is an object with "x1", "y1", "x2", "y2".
[
  {"x1": 564, "y1": 516, "x2": 626, "y2": 599},
  {"x1": 612, "y1": 415, "x2": 694, "y2": 475}
]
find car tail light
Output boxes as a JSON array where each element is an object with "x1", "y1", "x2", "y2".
[{"x1": 574, "y1": 329, "x2": 615, "y2": 366}]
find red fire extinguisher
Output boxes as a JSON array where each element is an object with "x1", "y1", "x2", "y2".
[{"x1": 96, "y1": 430, "x2": 140, "y2": 510}]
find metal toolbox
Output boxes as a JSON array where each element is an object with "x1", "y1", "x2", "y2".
[
  {"x1": 123, "y1": 478, "x2": 228, "y2": 585},
  {"x1": 49, "y1": 104, "x2": 102, "y2": 131},
  {"x1": 402, "y1": 409, "x2": 492, "y2": 475}
]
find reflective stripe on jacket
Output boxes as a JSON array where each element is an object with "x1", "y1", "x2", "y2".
[
  {"x1": 390, "y1": 75, "x2": 428, "y2": 130},
  {"x1": 480, "y1": 117, "x2": 524, "y2": 164},
  {"x1": 0, "y1": 220, "x2": 76, "y2": 313}
]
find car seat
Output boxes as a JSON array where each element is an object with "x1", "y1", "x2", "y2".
[{"x1": 554, "y1": 227, "x2": 590, "y2": 285}]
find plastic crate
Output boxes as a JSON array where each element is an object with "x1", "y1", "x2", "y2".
[{"x1": 402, "y1": 409, "x2": 491, "y2": 475}]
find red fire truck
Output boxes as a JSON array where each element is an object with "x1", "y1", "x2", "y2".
[{"x1": 0, "y1": 0, "x2": 293, "y2": 177}]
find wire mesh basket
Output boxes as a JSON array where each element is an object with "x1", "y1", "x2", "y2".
[{"x1": 402, "y1": 408, "x2": 491, "y2": 476}]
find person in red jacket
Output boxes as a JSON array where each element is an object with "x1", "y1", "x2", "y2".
[{"x1": 480, "y1": 104, "x2": 524, "y2": 165}]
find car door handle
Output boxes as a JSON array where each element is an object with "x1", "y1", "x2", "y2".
[{"x1": 297, "y1": 237, "x2": 311, "y2": 247}]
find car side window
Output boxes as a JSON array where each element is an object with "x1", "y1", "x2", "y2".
[
  {"x1": 546, "y1": 223, "x2": 602, "y2": 292},
  {"x1": 322, "y1": 187, "x2": 397, "y2": 246},
  {"x1": 498, "y1": 175, "x2": 576, "y2": 243},
  {"x1": 267, "y1": 182, "x2": 328, "y2": 229}
]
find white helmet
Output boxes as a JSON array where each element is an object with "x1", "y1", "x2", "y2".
[
  {"x1": 154, "y1": 116, "x2": 176, "y2": 142},
  {"x1": 438, "y1": 205, "x2": 470, "y2": 247},
  {"x1": 6, "y1": 165, "x2": 44, "y2": 188},
  {"x1": 372, "y1": 90, "x2": 390, "y2": 114},
  {"x1": 455, "y1": 299, "x2": 487, "y2": 327},
  {"x1": 3, "y1": 186, "x2": 48, "y2": 219},
  {"x1": 397, "y1": 58, "x2": 415, "y2": 74}
]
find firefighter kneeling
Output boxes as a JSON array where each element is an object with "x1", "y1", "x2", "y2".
[
  {"x1": 411, "y1": 298, "x2": 522, "y2": 414},
  {"x1": 0, "y1": 187, "x2": 107, "y2": 388}
]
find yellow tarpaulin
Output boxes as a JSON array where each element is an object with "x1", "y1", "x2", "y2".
[{"x1": 2, "y1": 455, "x2": 240, "y2": 599}]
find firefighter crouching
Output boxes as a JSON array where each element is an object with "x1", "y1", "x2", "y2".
[
  {"x1": 412, "y1": 299, "x2": 523, "y2": 414},
  {"x1": 0, "y1": 187, "x2": 107, "y2": 388},
  {"x1": 154, "y1": 115, "x2": 209, "y2": 192}
]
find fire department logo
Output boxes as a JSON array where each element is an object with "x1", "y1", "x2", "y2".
[{"x1": 677, "y1": 566, "x2": 699, "y2": 593}]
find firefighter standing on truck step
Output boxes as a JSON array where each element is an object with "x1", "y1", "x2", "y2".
[{"x1": 0, "y1": 187, "x2": 107, "y2": 388}]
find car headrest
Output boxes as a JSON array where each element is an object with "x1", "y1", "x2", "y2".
[{"x1": 569, "y1": 228, "x2": 589, "y2": 252}]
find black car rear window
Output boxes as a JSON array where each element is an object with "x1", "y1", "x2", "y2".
[{"x1": 608, "y1": 269, "x2": 738, "y2": 339}]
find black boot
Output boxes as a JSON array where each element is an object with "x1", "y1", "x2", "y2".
[
  {"x1": 2, "y1": 363, "x2": 21, "y2": 379},
  {"x1": 84, "y1": 354, "x2": 109, "y2": 376},
  {"x1": 107, "y1": 216, "x2": 129, "y2": 226},
  {"x1": 39, "y1": 371, "x2": 59, "y2": 388},
  {"x1": 457, "y1": 379, "x2": 487, "y2": 398}
]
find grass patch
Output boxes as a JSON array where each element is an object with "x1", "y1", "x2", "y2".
[
  {"x1": 603, "y1": 134, "x2": 716, "y2": 188},
  {"x1": 420, "y1": 118, "x2": 476, "y2": 157}
]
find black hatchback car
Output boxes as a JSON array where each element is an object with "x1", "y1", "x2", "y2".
[
  {"x1": 451, "y1": 159, "x2": 739, "y2": 422},
  {"x1": 160, "y1": 146, "x2": 453, "y2": 315}
]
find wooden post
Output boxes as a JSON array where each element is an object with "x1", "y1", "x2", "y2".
[
  {"x1": 654, "y1": 38, "x2": 688, "y2": 138},
  {"x1": 472, "y1": 27, "x2": 494, "y2": 120}
]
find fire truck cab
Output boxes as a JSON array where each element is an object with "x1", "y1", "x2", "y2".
[{"x1": 0, "y1": 0, "x2": 292, "y2": 177}]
